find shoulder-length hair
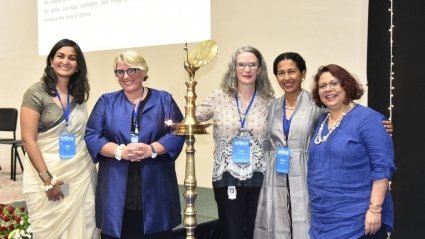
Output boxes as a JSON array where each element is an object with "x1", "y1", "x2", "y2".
[
  {"x1": 311, "y1": 64, "x2": 364, "y2": 107},
  {"x1": 220, "y1": 46, "x2": 275, "y2": 98},
  {"x1": 42, "y1": 38, "x2": 89, "y2": 104}
]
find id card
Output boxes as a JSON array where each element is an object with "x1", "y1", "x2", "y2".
[
  {"x1": 231, "y1": 137, "x2": 251, "y2": 163},
  {"x1": 60, "y1": 183, "x2": 70, "y2": 197},
  {"x1": 59, "y1": 131, "x2": 76, "y2": 159},
  {"x1": 227, "y1": 186, "x2": 237, "y2": 200},
  {"x1": 275, "y1": 147, "x2": 290, "y2": 174},
  {"x1": 131, "y1": 132, "x2": 139, "y2": 143}
]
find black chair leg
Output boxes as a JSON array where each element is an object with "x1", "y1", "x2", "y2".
[
  {"x1": 18, "y1": 145, "x2": 26, "y2": 172},
  {"x1": 11, "y1": 145, "x2": 24, "y2": 181},
  {"x1": 10, "y1": 146, "x2": 15, "y2": 180}
]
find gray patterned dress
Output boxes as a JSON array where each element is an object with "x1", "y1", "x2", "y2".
[{"x1": 254, "y1": 89, "x2": 324, "y2": 239}]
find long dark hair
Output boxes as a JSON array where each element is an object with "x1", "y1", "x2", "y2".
[{"x1": 42, "y1": 39, "x2": 89, "y2": 104}]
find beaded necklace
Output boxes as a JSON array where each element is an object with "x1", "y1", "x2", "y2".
[{"x1": 314, "y1": 102, "x2": 355, "y2": 144}]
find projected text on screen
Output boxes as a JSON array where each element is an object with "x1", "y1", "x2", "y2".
[{"x1": 37, "y1": 0, "x2": 211, "y2": 55}]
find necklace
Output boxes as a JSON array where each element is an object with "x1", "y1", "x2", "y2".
[
  {"x1": 129, "y1": 87, "x2": 145, "y2": 104},
  {"x1": 130, "y1": 97, "x2": 141, "y2": 104},
  {"x1": 285, "y1": 106, "x2": 296, "y2": 110},
  {"x1": 314, "y1": 102, "x2": 355, "y2": 144}
]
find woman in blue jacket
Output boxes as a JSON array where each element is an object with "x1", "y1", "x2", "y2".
[{"x1": 85, "y1": 50, "x2": 185, "y2": 239}]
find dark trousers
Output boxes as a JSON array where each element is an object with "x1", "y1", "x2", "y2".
[
  {"x1": 214, "y1": 186, "x2": 261, "y2": 239},
  {"x1": 100, "y1": 209, "x2": 172, "y2": 239},
  {"x1": 358, "y1": 224, "x2": 391, "y2": 239}
]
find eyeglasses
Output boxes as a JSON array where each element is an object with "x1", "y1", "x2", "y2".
[
  {"x1": 114, "y1": 68, "x2": 139, "y2": 77},
  {"x1": 236, "y1": 62, "x2": 259, "y2": 71},
  {"x1": 318, "y1": 80, "x2": 340, "y2": 90}
]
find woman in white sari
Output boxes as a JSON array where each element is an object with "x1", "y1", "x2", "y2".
[{"x1": 20, "y1": 39, "x2": 99, "y2": 239}]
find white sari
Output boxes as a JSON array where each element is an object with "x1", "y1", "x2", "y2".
[{"x1": 23, "y1": 103, "x2": 99, "y2": 239}]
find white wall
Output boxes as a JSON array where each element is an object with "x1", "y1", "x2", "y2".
[{"x1": 0, "y1": 0, "x2": 368, "y2": 188}]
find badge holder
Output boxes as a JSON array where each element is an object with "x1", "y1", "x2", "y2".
[
  {"x1": 227, "y1": 186, "x2": 237, "y2": 200},
  {"x1": 59, "y1": 127, "x2": 76, "y2": 159},
  {"x1": 131, "y1": 129, "x2": 139, "y2": 143},
  {"x1": 275, "y1": 147, "x2": 290, "y2": 174},
  {"x1": 231, "y1": 136, "x2": 251, "y2": 164}
]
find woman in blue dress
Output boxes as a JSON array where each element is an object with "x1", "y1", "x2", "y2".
[
  {"x1": 308, "y1": 64, "x2": 396, "y2": 239},
  {"x1": 85, "y1": 50, "x2": 185, "y2": 239}
]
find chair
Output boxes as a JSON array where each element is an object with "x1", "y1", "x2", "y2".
[{"x1": 0, "y1": 108, "x2": 25, "y2": 181}]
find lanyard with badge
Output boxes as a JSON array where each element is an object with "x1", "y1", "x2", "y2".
[
  {"x1": 275, "y1": 99, "x2": 292, "y2": 174},
  {"x1": 130, "y1": 88, "x2": 145, "y2": 143},
  {"x1": 57, "y1": 90, "x2": 76, "y2": 159},
  {"x1": 228, "y1": 89, "x2": 256, "y2": 200},
  {"x1": 231, "y1": 89, "x2": 256, "y2": 164}
]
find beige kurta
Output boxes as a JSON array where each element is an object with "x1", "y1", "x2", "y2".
[
  {"x1": 254, "y1": 90, "x2": 324, "y2": 239},
  {"x1": 22, "y1": 102, "x2": 99, "y2": 239}
]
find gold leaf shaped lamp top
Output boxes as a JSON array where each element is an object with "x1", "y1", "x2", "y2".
[{"x1": 188, "y1": 40, "x2": 218, "y2": 68}]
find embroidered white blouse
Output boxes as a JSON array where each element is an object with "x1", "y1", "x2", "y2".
[{"x1": 196, "y1": 89, "x2": 274, "y2": 185}]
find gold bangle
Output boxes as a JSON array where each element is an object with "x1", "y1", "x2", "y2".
[
  {"x1": 368, "y1": 208, "x2": 382, "y2": 214},
  {"x1": 369, "y1": 202, "x2": 382, "y2": 207},
  {"x1": 39, "y1": 169, "x2": 53, "y2": 182}
]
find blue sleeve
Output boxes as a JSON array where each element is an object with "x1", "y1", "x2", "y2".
[
  {"x1": 84, "y1": 95, "x2": 110, "y2": 163},
  {"x1": 359, "y1": 111, "x2": 396, "y2": 180},
  {"x1": 156, "y1": 94, "x2": 185, "y2": 160}
]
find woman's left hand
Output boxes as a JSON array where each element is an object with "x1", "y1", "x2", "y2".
[{"x1": 364, "y1": 209, "x2": 382, "y2": 235}]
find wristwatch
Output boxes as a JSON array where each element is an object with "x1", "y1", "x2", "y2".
[{"x1": 150, "y1": 144, "x2": 157, "y2": 158}]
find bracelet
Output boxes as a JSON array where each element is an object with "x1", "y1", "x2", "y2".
[
  {"x1": 40, "y1": 175, "x2": 58, "y2": 191},
  {"x1": 369, "y1": 202, "x2": 382, "y2": 207},
  {"x1": 39, "y1": 169, "x2": 53, "y2": 182},
  {"x1": 368, "y1": 208, "x2": 382, "y2": 214},
  {"x1": 115, "y1": 144, "x2": 125, "y2": 160}
]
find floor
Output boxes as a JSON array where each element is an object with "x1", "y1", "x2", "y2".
[{"x1": 0, "y1": 159, "x2": 218, "y2": 228}]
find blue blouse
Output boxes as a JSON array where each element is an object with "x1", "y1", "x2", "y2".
[
  {"x1": 308, "y1": 104, "x2": 396, "y2": 239},
  {"x1": 84, "y1": 89, "x2": 185, "y2": 237}
]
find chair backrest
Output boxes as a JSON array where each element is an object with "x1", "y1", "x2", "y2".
[{"x1": 0, "y1": 108, "x2": 18, "y2": 139}]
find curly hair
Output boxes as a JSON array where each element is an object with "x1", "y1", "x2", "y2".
[
  {"x1": 220, "y1": 46, "x2": 275, "y2": 98},
  {"x1": 41, "y1": 39, "x2": 89, "y2": 104},
  {"x1": 311, "y1": 64, "x2": 364, "y2": 108}
]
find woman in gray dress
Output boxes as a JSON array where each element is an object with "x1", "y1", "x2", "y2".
[
  {"x1": 254, "y1": 52, "x2": 322, "y2": 239},
  {"x1": 254, "y1": 53, "x2": 393, "y2": 239}
]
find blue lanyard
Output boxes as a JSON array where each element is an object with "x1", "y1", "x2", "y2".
[
  {"x1": 236, "y1": 89, "x2": 256, "y2": 128},
  {"x1": 282, "y1": 99, "x2": 292, "y2": 143},
  {"x1": 132, "y1": 105, "x2": 139, "y2": 133},
  {"x1": 55, "y1": 90, "x2": 70, "y2": 126},
  {"x1": 131, "y1": 88, "x2": 145, "y2": 133}
]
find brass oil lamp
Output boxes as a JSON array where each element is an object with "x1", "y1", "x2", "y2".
[{"x1": 167, "y1": 40, "x2": 218, "y2": 239}]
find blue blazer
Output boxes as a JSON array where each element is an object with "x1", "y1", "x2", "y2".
[{"x1": 85, "y1": 89, "x2": 185, "y2": 237}]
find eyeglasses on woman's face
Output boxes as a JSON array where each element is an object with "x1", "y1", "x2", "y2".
[
  {"x1": 114, "y1": 68, "x2": 140, "y2": 77},
  {"x1": 318, "y1": 80, "x2": 340, "y2": 90},
  {"x1": 236, "y1": 62, "x2": 259, "y2": 71}
]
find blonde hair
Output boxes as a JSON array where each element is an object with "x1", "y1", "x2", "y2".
[{"x1": 113, "y1": 50, "x2": 149, "y2": 81}]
